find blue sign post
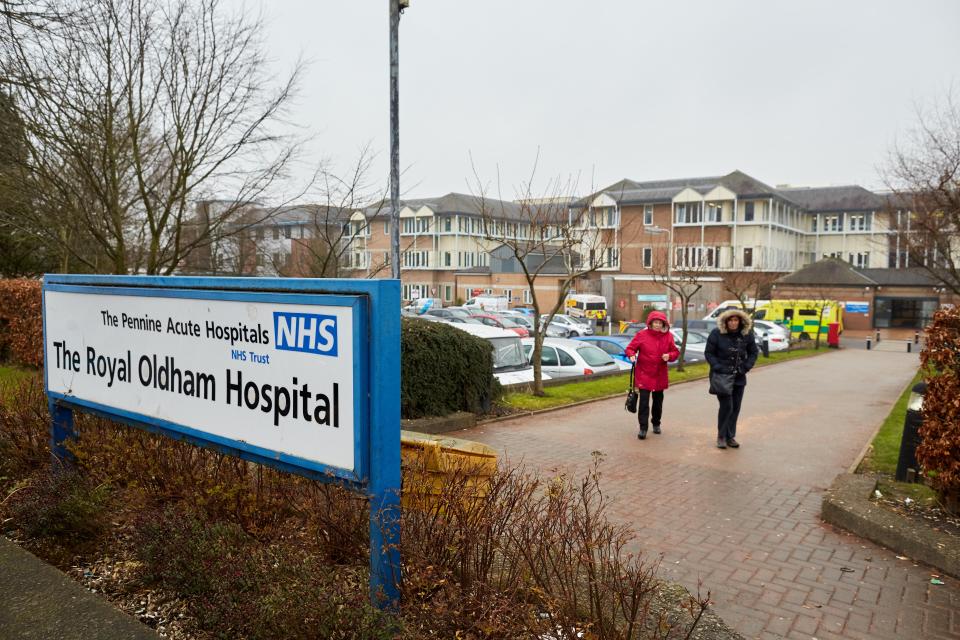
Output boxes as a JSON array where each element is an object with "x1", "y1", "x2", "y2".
[{"x1": 42, "y1": 275, "x2": 401, "y2": 608}]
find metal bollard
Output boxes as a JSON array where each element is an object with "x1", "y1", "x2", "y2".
[
  {"x1": 907, "y1": 341, "x2": 912, "y2": 353},
  {"x1": 875, "y1": 329, "x2": 881, "y2": 343},
  {"x1": 914, "y1": 331, "x2": 920, "y2": 345},
  {"x1": 866, "y1": 337, "x2": 872, "y2": 350}
]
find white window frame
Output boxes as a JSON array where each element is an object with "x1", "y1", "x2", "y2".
[{"x1": 643, "y1": 205, "x2": 653, "y2": 226}]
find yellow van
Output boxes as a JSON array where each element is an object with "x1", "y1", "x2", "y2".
[{"x1": 752, "y1": 300, "x2": 844, "y2": 339}]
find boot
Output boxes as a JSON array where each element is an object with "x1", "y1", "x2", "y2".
[{"x1": 716, "y1": 438, "x2": 727, "y2": 449}]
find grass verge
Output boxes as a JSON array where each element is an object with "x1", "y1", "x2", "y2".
[
  {"x1": 0, "y1": 365, "x2": 32, "y2": 386},
  {"x1": 501, "y1": 346, "x2": 826, "y2": 412},
  {"x1": 858, "y1": 370, "x2": 924, "y2": 476}
]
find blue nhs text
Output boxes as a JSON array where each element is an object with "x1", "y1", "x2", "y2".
[{"x1": 273, "y1": 312, "x2": 338, "y2": 357}]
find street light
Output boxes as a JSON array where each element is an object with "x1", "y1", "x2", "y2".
[{"x1": 389, "y1": 0, "x2": 409, "y2": 279}]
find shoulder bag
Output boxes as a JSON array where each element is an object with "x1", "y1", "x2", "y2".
[
  {"x1": 625, "y1": 360, "x2": 638, "y2": 413},
  {"x1": 708, "y1": 368, "x2": 736, "y2": 396}
]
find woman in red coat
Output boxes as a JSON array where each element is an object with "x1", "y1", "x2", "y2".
[{"x1": 624, "y1": 311, "x2": 680, "y2": 439}]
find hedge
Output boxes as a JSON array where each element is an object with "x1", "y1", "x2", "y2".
[
  {"x1": 919, "y1": 308, "x2": 960, "y2": 511},
  {"x1": 0, "y1": 279, "x2": 43, "y2": 368},
  {"x1": 400, "y1": 317, "x2": 500, "y2": 419}
]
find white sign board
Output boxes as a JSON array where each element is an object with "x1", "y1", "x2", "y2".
[{"x1": 44, "y1": 290, "x2": 357, "y2": 472}]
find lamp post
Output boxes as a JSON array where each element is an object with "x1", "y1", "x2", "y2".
[{"x1": 389, "y1": 1, "x2": 409, "y2": 280}]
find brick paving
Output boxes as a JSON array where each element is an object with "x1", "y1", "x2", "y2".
[{"x1": 458, "y1": 349, "x2": 960, "y2": 639}]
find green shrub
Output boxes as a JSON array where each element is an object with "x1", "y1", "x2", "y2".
[{"x1": 400, "y1": 317, "x2": 501, "y2": 418}]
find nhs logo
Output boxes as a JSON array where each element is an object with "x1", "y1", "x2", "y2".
[{"x1": 273, "y1": 312, "x2": 338, "y2": 356}]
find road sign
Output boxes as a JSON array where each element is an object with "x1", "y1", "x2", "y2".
[{"x1": 42, "y1": 275, "x2": 401, "y2": 608}]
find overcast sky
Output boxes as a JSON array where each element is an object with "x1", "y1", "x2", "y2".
[{"x1": 240, "y1": 0, "x2": 960, "y2": 201}]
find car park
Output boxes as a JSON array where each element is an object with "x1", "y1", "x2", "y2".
[
  {"x1": 607, "y1": 333, "x2": 705, "y2": 365},
  {"x1": 541, "y1": 314, "x2": 593, "y2": 337},
  {"x1": 442, "y1": 316, "x2": 484, "y2": 325},
  {"x1": 752, "y1": 321, "x2": 790, "y2": 352},
  {"x1": 448, "y1": 323, "x2": 545, "y2": 385},
  {"x1": 427, "y1": 307, "x2": 473, "y2": 320},
  {"x1": 521, "y1": 337, "x2": 619, "y2": 378},
  {"x1": 573, "y1": 335, "x2": 634, "y2": 371},
  {"x1": 471, "y1": 313, "x2": 530, "y2": 337}
]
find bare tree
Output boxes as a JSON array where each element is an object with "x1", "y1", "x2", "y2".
[
  {"x1": 882, "y1": 92, "x2": 960, "y2": 294},
  {"x1": 471, "y1": 159, "x2": 611, "y2": 396},
  {"x1": 1, "y1": 0, "x2": 302, "y2": 275},
  {"x1": 721, "y1": 270, "x2": 778, "y2": 316},
  {"x1": 287, "y1": 148, "x2": 395, "y2": 279},
  {"x1": 650, "y1": 244, "x2": 711, "y2": 372}
]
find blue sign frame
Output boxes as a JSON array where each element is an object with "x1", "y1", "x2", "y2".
[{"x1": 42, "y1": 274, "x2": 401, "y2": 607}]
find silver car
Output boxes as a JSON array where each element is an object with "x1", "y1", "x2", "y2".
[
  {"x1": 521, "y1": 337, "x2": 619, "y2": 378},
  {"x1": 540, "y1": 314, "x2": 594, "y2": 337}
]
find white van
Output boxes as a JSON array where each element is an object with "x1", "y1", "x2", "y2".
[
  {"x1": 449, "y1": 323, "x2": 547, "y2": 385},
  {"x1": 703, "y1": 299, "x2": 769, "y2": 321},
  {"x1": 565, "y1": 294, "x2": 608, "y2": 326},
  {"x1": 463, "y1": 295, "x2": 509, "y2": 313}
]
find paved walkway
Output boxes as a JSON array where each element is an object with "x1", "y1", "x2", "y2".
[
  {"x1": 458, "y1": 349, "x2": 960, "y2": 640},
  {"x1": 0, "y1": 536, "x2": 157, "y2": 639}
]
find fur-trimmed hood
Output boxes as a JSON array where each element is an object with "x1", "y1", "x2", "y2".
[{"x1": 716, "y1": 308, "x2": 752, "y2": 335}]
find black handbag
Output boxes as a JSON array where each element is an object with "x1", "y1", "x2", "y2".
[
  {"x1": 625, "y1": 360, "x2": 638, "y2": 413},
  {"x1": 709, "y1": 369, "x2": 736, "y2": 396}
]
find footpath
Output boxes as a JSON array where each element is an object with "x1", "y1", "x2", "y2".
[
  {"x1": 0, "y1": 536, "x2": 157, "y2": 639},
  {"x1": 459, "y1": 348, "x2": 960, "y2": 640}
]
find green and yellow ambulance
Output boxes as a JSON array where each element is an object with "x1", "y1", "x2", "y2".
[{"x1": 752, "y1": 300, "x2": 844, "y2": 339}]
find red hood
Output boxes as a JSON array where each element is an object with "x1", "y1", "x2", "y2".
[{"x1": 646, "y1": 310, "x2": 670, "y2": 329}]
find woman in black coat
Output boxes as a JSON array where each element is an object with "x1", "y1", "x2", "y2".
[{"x1": 704, "y1": 309, "x2": 759, "y2": 449}]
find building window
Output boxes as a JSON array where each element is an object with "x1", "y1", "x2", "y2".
[
  {"x1": 642, "y1": 247, "x2": 652, "y2": 268},
  {"x1": 503, "y1": 289, "x2": 512, "y2": 303},
  {"x1": 707, "y1": 203, "x2": 722, "y2": 223},
  {"x1": 812, "y1": 216, "x2": 818, "y2": 232},
  {"x1": 256, "y1": 227, "x2": 265, "y2": 240},
  {"x1": 644, "y1": 205, "x2": 653, "y2": 225},
  {"x1": 743, "y1": 247, "x2": 753, "y2": 268},
  {"x1": 744, "y1": 202, "x2": 755, "y2": 222},
  {"x1": 444, "y1": 217, "x2": 452, "y2": 232},
  {"x1": 273, "y1": 226, "x2": 280, "y2": 240},
  {"x1": 444, "y1": 252, "x2": 451, "y2": 267},
  {"x1": 444, "y1": 285, "x2": 452, "y2": 301},
  {"x1": 283, "y1": 226, "x2": 292, "y2": 239},
  {"x1": 523, "y1": 289, "x2": 532, "y2": 304},
  {"x1": 384, "y1": 220, "x2": 389, "y2": 234}
]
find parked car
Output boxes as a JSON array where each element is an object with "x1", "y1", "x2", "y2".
[
  {"x1": 542, "y1": 320, "x2": 571, "y2": 338},
  {"x1": 752, "y1": 320, "x2": 791, "y2": 351},
  {"x1": 574, "y1": 335, "x2": 634, "y2": 371},
  {"x1": 504, "y1": 314, "x2": 533, "y2": 330},
  {"x1": 471, "y1": 313, "x2": 530, "y2": 337},
  {"x1": 619, "y1": 322, "x2": 645, "y2": 336},
  {"x1": 521, "y1": 337, "x2": 619, "y2": 378},
  {"x1": 427, "y1": 307, "x2": 473, "y2": 320},
  {"x1": 442, "y1": 316, "x2": 484, "y2": 325},
  {"x1": 541, "y1": 314, "x2": 593, "y2": 337},
  {"x1": 463, "y1": 295, "x2": 509, "y2": 313},
  {"x1": 448, "y1": 323, "x2": 547, "y2": 385}
]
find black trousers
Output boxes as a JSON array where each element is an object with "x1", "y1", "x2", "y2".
[
  {"x1": 637, "y1": 389, "x2": 663, "y2": 430},
  {"x1": 717, "y1": 384, "x2": 746, "y2": 440}
]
